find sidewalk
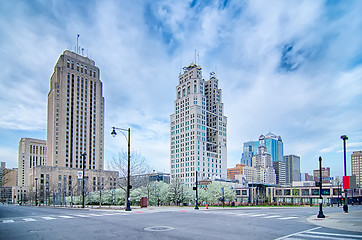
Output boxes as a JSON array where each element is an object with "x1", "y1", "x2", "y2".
[{"x1": 307, "y1": 209, "x2": 362, "y2": 233}]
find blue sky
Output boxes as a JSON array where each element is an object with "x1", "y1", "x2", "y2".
[{"x1": 0, "y1": 0, "x2": 361, "y2": 178}]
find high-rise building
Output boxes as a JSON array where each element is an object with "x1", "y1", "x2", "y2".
[
  {"x1": 351, "y1": 151, "x2": 362, "y2": 187},
  {"x1": 254, "y1": 133, "x2": 283, "y2": 162},
  {"x1": 18, "y1": 138, "x2": 47, "y2": 187},
  {"x1": 47, "y1": 50, "x2": 105, "y2": 170},
  {"x1": 285, "y1": 155, "x2": 301, "y2": 184},
  {"x1": 170, "y1": 63, "x2": 227, "y2": 186},
  {"x1": 241, "y1": 133, "x2": 283, "y2": 166},
  {"x1": 273, "y1": 161, "x2": 286, "y2": 185},
  {"x1": 252, "y1": 144, "x2": 276, "y2": 184},
  {"x1": 241, "y1": 141, "x2": 254, "y2": 166}
]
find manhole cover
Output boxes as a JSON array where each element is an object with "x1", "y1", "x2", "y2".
[{"x1": 144, "y1": 226, "x2": 175, "y2": 232}]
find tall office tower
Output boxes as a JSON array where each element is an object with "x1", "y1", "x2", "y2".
[
  {"x1": 284, "y1": 155, "x2": 301, "y2": 184},
  {"x1": 241, "y1": 141, "x2": 254, "y2": 166},
  {"x1": 351, "y1": 151, "x2": 362, "y2": 187},
  {"x1": 47, "y1": 50, "x2": 105, "y2": 170},
  {"x1": 253, "y1": 133, "x2": 283, "y2": 162},
  {"x1": 273, "y1": 161, "x2": 286, "y2": 185},
  {"x1": 252, "y1": 144, "x2": 276, "y2": 184},
  {"x1": 18, "y1": 138, "x2": 47, "y2": 187},
  {"x1": 170, "y1": 63, "x2": 227, "y2": 186}
]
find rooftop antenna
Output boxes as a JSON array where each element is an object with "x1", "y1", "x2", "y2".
[
  {"x1": 179, "y1": 59, "x2": 182, "y2": 75},
  {"x1": 76, "y1": 34, "x2": 80, "y2": 54},
  {"x1": 194, "y1": 49, "x2": 197, "y2": 64},
  {"x1": 197, "y1": 51, "x2": 200, "y2": 66}
]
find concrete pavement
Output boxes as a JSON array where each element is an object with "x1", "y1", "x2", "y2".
[{"x1": 307, "y1": 208, "x2": 362, "y2": 233}]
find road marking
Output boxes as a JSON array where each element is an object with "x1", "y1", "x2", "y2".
[
  {"x1": 236, "y1": 213, "x2": 253, "y2": 216},
  {"x1": 263, "y1": 215, "x2": 282, "y2": 218},
  {"x1": 73, "y1": 214, "x2": 90, "y2": 217},
  {"x1": 41, "y1": 217, "x2": 56, "y2": 220},
  {"x1": 88, "y1": 214, "x2": 102, "y2": 217},
  {"x1": 3, "y1": 220, "x2": 14, "y2": 223},
  {"x1": 249, "y1": 214, "x2": 267, "y2": 217},
  {"x1": 114, "y1": 213, "x2": 129, "y2": 216},
  {"x1": 274, "y1": 226, "x2": 322, "y2": 240},
  {"x1": 59, "y1": 215, "x2": 74, "y2": 219},
  {"x1": 308, "y1": 231, "x2": 362, "y2": 238},
  {"x1": 299, "y1": 232, "x2": 354, "y2": 239},
  {"x1": 23, "y1": 218, "x2": 37, "y2": 222},
  {"x1": 278, "y1": 216, "x2": 298, "y2": 220}
]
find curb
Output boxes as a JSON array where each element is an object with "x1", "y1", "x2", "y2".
[{"x1": 307, "y1": 210, "x2": 362, "y2": 233}]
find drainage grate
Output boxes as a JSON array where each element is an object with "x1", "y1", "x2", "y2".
[{"x1": 144, "y1": 226, "x2": 175, "y2": 232}]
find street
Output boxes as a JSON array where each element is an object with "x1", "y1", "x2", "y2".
[{"x1": 1, "y1": 204, "x2": 361, "y2": 239}]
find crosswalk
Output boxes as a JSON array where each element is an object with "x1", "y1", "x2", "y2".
[
  {"x1": 199, "y1": 211, "x2": 300, "y2": 221},
  {"x1": 1, "y1": 212, "x2": 128, "y2": 224},
  {"x1": 1, "y1": 210, "x2": 301, "y2": 224},
  {"x1": 276, "y1": 226, "x2": 362, "y2": 240}
]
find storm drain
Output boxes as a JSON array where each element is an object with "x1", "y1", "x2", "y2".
[{"x1": 144, "y1": 226, "x2": 175, "y2": 232}]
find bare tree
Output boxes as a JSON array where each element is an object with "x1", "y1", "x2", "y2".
[{"x1": 109, "y1": 150, "x2": 151, "y2": 193}]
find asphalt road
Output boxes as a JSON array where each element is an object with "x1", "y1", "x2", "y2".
[{"x1": 1, "y1": 204, "x2": 361, "y2": 240}]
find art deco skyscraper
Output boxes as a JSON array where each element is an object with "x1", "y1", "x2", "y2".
[
  {"x1": 47, "y1": 50, "x2": 105, "y2": 170},
  {"x1": 170, "y1": 63, "x2": 227, "y2": 187}
]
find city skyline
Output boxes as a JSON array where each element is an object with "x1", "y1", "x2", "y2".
[{"x1": 0, "y1": 0, "x2": 362, "y2": 178}]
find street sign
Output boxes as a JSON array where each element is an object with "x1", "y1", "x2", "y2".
[
  {"x1": 322, "y1": 177, "x2": 333, "y2": 181},
  {"x1": 77, "y1": 171, "x2": 83, "y2": 180}
]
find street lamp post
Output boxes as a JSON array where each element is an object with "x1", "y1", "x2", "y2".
[
  {"x1": 341, "y1": 135, "x2": 348, "y2": 213},
  {"x1": 111, "y1": 127, "x2": 132, "y2": 211},
  {"x1": 35, "y1": 177, "x2": 38, "y2": 206},
  {"x1": 82, "y1": 153, "x2": 86, "y2": 208},
  {"x1": 221, "y1": 187, "x2": 225, "y2": 208},
  {"x1": 195, "y1": 171, "x2": 199, "y2": 210},
  {"x1": 317, "y1": 156, "x2": 325, "y2": 218}
]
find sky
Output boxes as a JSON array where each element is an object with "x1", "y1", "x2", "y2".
[{"x1": 0, "y1": 0, "x2": 361, "y2": 179}]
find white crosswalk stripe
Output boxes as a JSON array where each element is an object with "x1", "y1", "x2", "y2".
[
  {"x1": 41, "y1": 217, "x2": 56, "y2": 220},
  {"x1": 3, "y1": 220, "x2": 14, "y2": 223},
  {"x1": 59, "y1": 215, "x2": 74, "y2": 219},
  {"x1": 249, "y1": 214, "x2": 267, "y2": 217},
  {"x1": 263, "y1": 215, "x2": 282, "y2": 218},
  {"x1": 208, "y1": 212, "x2": 300, "y2": 221},
  {"x1": 73, "y1": 214, "x2": 90, "y2": 217},
  {"x1": 278, "y1": 216, "x2": 298, "y2": 220},
  {"x1": 23, "y1": 218, "x2": 37, "y2": 222},
  {"x1": 88, "y1": 214, "x2": 102, "y2": 217}
]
